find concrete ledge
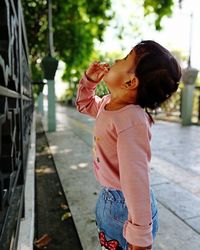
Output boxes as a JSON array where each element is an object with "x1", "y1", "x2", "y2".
[{"x1": 17, "y1": 112, "x2": 36, "y2": 250}]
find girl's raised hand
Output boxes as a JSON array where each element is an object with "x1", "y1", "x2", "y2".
[{"x1": 85, "y1": 62, "x2": 109, "y2": 83}]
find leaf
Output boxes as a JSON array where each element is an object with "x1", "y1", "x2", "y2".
[
  {"x1": 61, "y1": 212, "x2": 72, "y2": 221},
  {"x1": 34, "y1": 234, "x2": 52, "y2": 249},
  {"x1": 58, "y1": 191, "x2": 62, "y2": 196},
  {"x1": 60, "y1": 202, "x2": 68, "y2": 210}
]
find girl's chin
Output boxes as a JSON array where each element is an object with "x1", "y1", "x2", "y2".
[
  {"x1": 103, "y1": 72, "x2": 109, "y2": 82},
  {"x1": 102, "y1": 75, "x2": 107, "y2": 82}
]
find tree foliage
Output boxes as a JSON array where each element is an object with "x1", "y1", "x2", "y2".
[
  {"x1": 144, "y1": 0, "x2": 183, "y2": 30},
  {"x1": 22, "y1": 0, "x2": 113, "y2": 84},
  {"x1": 22, "y1": 0, "x2": 179, "y2": 88},
  {"x1": 144, "y1": 0, "x2": 174, "y2": 30}
]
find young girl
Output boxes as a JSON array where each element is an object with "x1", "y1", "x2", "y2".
[{"x1": 76, "y1": 40, "x2": 181, "y2": 250}]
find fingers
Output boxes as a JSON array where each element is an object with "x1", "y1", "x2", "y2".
[
  {"x1": 86, "y1": 62, "x2": 108, "y2": 75},
  {"x1": 85, "y1": 61, "x2": 110, "y2": 83},
  {"x1": 91, "y1": 61, "x2": 109, "y2": 72}
]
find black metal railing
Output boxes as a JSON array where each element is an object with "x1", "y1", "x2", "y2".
[{"x1": 0, "y1": 0, "x2": 33, "y2": 249}]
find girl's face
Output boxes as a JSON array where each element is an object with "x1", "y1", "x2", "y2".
[{"x1": 103, "y1": 49, "x2": 136, "y2": 90}]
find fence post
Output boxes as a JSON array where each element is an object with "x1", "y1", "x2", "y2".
[
  {"x1": 41, "y1": 55, "x2": 58, "y2": 132},
  {"x1": 181, "y1": 67, "x2": 198, "y2": 125},
  {"x1": 38, "y1": 91, "x2": 44, "y2": 114}
]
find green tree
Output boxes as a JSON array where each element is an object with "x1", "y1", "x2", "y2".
[
  {"x1": 22, "y1": 0, "x2": 180, "y2": 85},
  {"x1": 144, "y1": 0, "x2": 174, "y2": 30},
  {"x1": 22, "y1": 0, "x2": 113, "y2": 86},
  {"x1": 144, "y1": 0, "x2": 184, "y2": 30}
]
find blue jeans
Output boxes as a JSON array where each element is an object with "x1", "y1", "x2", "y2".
[{"x1": 95, "y1": 187, "x2": 159, "y2": 250}]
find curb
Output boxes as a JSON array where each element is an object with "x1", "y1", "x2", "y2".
[{"x1": 17, "y1": 112, "x2": 36, "y2": 250}]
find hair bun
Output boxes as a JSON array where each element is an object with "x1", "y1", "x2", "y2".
[{"x1": 134, "y1": 40, "x2": 182, "y2": 109}]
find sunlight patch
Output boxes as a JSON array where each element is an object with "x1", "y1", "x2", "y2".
[
  {"x1": 35, "y1": 167, "x2": 55, "y2": 175},
  {"x1": 70, "y1": 165, "x2": 78, "y2": 170},
  {"x1": 78, "y1": 162, "x2": 88, "y2": 168}
]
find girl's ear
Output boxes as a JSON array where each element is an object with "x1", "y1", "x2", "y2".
[{"x1": 122, "y1": 74, "x2": 139, "y2": 90}]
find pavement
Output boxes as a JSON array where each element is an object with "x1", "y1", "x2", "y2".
[{"x1": 41, "y1": 103, "x2": 200, "y2": 250}]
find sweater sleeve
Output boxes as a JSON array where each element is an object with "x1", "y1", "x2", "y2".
[
  {"x1": 117, "y1": 125, "x2": 153, "y2": 247},
  {"x1": 76, "y1": 74, "x2": 103, "y2": 118}
]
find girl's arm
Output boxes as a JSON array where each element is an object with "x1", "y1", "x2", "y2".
[
  {"x1": 76, "y1": 62, "x2": 109, "y2": 118},
  {"x1": 117, "y1": 125, "x2": 153, "y2": 249}
]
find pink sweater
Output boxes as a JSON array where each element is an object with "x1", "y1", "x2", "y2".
[{"x1": 76, "y1": 74, "x2": 153, "y2": 247}]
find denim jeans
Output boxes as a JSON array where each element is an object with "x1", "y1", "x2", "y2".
[{"x1": 95, "y1": 187, "x2": 159, "y2": 250}]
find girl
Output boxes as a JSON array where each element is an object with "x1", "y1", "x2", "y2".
[{"x1": 76, "y1": 40, "x2": 181, "y2": 250}]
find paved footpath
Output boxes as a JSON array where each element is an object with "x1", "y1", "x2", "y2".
[{"x1": 42, "y1": 104, "x2": 200, "y2": 250}]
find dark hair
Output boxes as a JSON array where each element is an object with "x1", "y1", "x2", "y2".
[{"x1": 133, "y1": 40, "x2": 182, "y2": 110}]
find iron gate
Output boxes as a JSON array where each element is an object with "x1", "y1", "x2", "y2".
[{"x1": 0, "y1": 0, "x2": 33, "y2": 249}]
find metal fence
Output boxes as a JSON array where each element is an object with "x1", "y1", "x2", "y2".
[{"x1": 0, "y1": 0, "x2": 33, "y2": 249}]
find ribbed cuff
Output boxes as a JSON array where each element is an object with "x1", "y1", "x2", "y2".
[{"x1": 123, "y1": 220, "x2": 153, "y2": 247}]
